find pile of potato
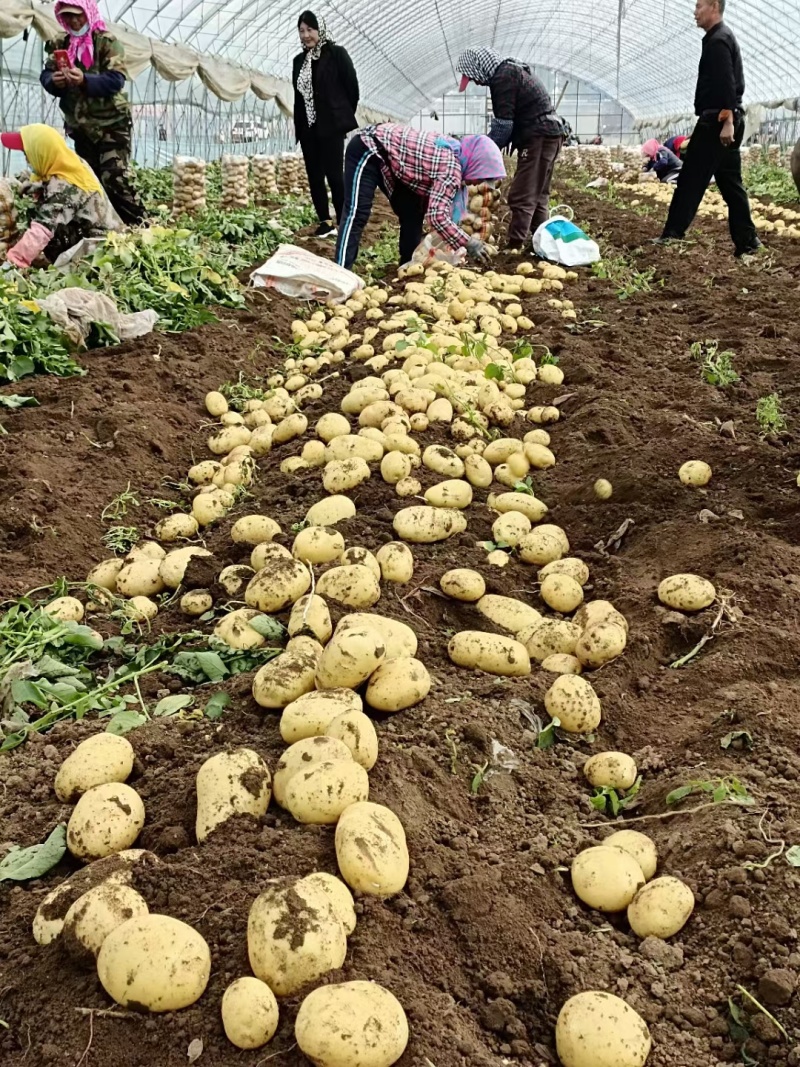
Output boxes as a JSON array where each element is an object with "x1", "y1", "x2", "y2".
[
  {"x1": 277, "y1": 153, "x2": 306, "y2": 196},
  {"x1": 0, "y1": 178, "x2": 17, "y2": 261},
  {"x1": 460, "y1": 182, "x2": 498, "y2": 248},
  {"x1": 220, "y1": 153, "x2": 250, "y2": 210},
  {"x1": 172, "y1": 156, "x2": 206, "y2": 216},
  {"x1": 252, "y1": 154, "x2": 279, "y2": 202}
]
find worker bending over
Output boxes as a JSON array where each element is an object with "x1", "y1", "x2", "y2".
[{"x1": 641, "y1": 140, "x2": 683, "y2": 183}]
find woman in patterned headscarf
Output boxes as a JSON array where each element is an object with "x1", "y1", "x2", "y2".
[
  {"x1": 457, "y1": 47, "x2": 564, "y2": 248},
  {"x1": 292, "y1": 11, "x2": 360, "y2": 238}
]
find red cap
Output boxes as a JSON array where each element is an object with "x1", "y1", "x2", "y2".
[
  {"x1": 1, "y1": 132, "x2": 24, "y2": 152},
  {"x1": 458, "y1": 75, "x2": 470, "y2": 93}
]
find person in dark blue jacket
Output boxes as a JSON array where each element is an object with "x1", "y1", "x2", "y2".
[{"x1": 641, "y1": 139, "x2": 683, "y2": 184}]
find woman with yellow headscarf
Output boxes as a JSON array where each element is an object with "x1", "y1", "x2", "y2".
[{"x1": 1, "y1": 124, "x2": 119, "y2": 269}]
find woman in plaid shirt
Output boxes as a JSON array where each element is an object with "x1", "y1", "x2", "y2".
[{"x1": 335, "y1": 123, "x2": 505, "y2": 271}]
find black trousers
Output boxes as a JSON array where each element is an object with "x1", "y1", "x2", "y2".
[
  {"x1": 299, "y1": 130, "x2": 345, "y2": 223},
  {"x1": 662, "y1": 116, "x2": 758, "y2": 254},
  {"x1": 72, "y1": 129, "x2": 145, "y2": 227},
  {"x1": 336, "y1": 135, "x2": 426, "y2": 270}
]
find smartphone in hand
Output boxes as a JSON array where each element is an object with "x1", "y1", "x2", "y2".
[{"x1": 53, "y1": 50, "x2": 71, "y2": 71}]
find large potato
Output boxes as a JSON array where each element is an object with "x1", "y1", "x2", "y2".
[
  {"x1": 440, "y1": 568, "x2": 485, "y2": 602},
  {"x1": 317, "y1": 565, "x2": 381, "y2": 609},
  {"x1": 158, "y1": 547, "x2": 212, "y2": 590},
  {"x1": 448, "y1": 631, "x2": 531, "y2": 676},
  {"x1": 245, "y1": 558, "x2": 310, "y2": 612},
  {"x1": 657, "y1": 573, "x2": 716, "y2": 611},
  {"x1": 540, "y1": 557, "x2": 590, "y2": 586},
  {"x1": 521, "y1": 619, "x2": 581, "y2": 662},
  {"x1": 195, "y1": 748, "x2": 271, "y2": 842},
  {"x1": 556, "y1": 991, "x2": 651, "y2": 1067},
  {"x1": 477, "y1": 594, "x2": 541, "y2": 634},
  {"x1": 115, "y1": 558, "x2": 165, "y2": 598},
  {"x1": 375, "y1": 542, "x2": 414, "y2": 583},
  {"x1": 335, "y1": 802, "x2": 409, "y2": 897},
  {"x1": 393, "y1": 506, "x2": 467, "y2": 543},
  {"x1": 325, "y1": 710, "x2": 379, "y2": 770},
  {"x1": 97, "y1": 914, "x2": 211, "y2": 1011},
  {"x1": 221, "y1": 977, "x2": 279, "y2": 1050},
  {"x1": 583, "y1": 752, "x2": 638, "y2": 791},
  {"x1": 571, "y1": 846, "x2": 645, "y2": 911},
  {"x1": 280, "y1": 689, "x2": 362, "y2": 743},
  {"x1": 307, "y1": 495, "x2": 357, "y2": 526},
  {"x1": 55, "y1": 733, "x2": 134, "y2": 802},
  {"x1": 627, "y1": 876, "x2": 695, "y2": 939},
  {"x1": 62, "y1": 883, "x2": 148, "y2": 963},
  {"x1": 247, "y1": 881, "x2": 347, "y2": 996},
  {"x1": 214, "y1": 608, "x2": 268, "y2": 650},
  {"x1": 518, "y1": 529, "x2": 564, "y2": 566},
  {"x1": 316, "y1": 627, "x2": 386, "y2": 689},
  {"x1": 286, "y1": 759, "x2": 370, "y2": 824},
  {"x1": 231, "y1": 515, "x2": 280, "y2": 545},
  {"x1": 67, "y1": 783, "x2": 145, "y2": 862},
  {"x1": 541, "y1": 573, "x2": 584, "y2": 613},
  {"x1": 252, "y1": 649, "x2": 317, "y2": 709},
  {"x1": 492, "y1": 511, "x2": 531, "y2": 547},
  {"x1": 295, "y1": 981, "x2": 409, "y2": 1067},
  {"x1": 288, "y1": 594, "x2": 333, "y2": 644},
  {"x1": 325, "y1": 434, "x2": 383, "y2": 463},
  {"x1": 292, "y1": 525, "x2": 345, "y2": 564},
  {"x1": 335, "y1": 614, "x2": 417, "y2": 658},
  {"x1": 544, "y1": 675, "x2": 601, "y2": 733},
  {"x1": 366, "y1": 657, "x2": 431, "y2": 712},
  {"x1": 605, "y1": 830, "x2": 658, "y2": 881},
  {"x1": 422, "y1": 444, "x2": 465, "y2": 477},
  {"x1": 299, "y1": 872, "x2": 356, "y2": 935},
  {"x1": 424, "y1": 479, "x2": 473, "y2": 509},
  {"x1": 273, "y1": 736, "x2": 354, "y2": 807},
  {"x1": 576, "y1": 621, "x2": 627, "y2": 668},
  {"x1": 490, "y1": 491, "x2": 548, "y2": 522},
  {"x1": 323, "y1": 457, "x2": 371, "y2": 494}
]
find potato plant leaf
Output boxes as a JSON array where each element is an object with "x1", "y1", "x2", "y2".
[
  {"x1": 153, "y1": 694, "x2": 193, "y2": 718},
  {"x1": 204, "y1": 692, "x2": 231, "y2": 720},
  {"x1": 786, "y1": 845, "x2": 800, "y2": 867},
  {"x1": 247, "y1": 615, "x2": 285, "y2": 639},
  {"x1": 105, "y1": 710, "x2": 148, "y2": 735},
  {"x1": 0, "y1": 824, "x2": 66, "y2": 882},
  {"x1": 0, "y1": 394, "x2": 39, "y2": 409},
  {"x1": 721, "y1": 729, "x2": 754, "y2": 751}
]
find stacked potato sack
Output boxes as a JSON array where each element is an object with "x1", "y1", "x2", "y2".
[
  {"x1": 0, "y1": 179, "x2": 17, "y2": 261},
  {"x1": 252, "y1": 155, "x2": 279, "y2": 203},
  {"x1": 277, "y1": 153, "x2": 304, "y2": 195},
  {"x1": 220, "y1": 153, "x2": 249, "y2": 210},
  {"x1": 172, "y1": 156, "x2": 206, "y2": 216},
  {"x1": 460, "y1": 183, "x2": 497, "y2": 248}
]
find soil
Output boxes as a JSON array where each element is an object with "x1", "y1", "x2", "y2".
[{"x1": 2, "y1": 181, "x2": 800, "y2": 1067}]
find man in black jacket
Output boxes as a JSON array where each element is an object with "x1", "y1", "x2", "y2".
[
  {"x1": 457, "y1": 48, "x2": 563, "y2": 248},
  {"x1": 659, "y1": 0, "x2": 760, "y2": 255}
]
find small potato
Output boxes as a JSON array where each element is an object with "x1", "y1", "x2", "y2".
[
  {"x1": 540, "y1": 653, "x2": 582, "y2": 674},
  {"x1": 218, "y1": 565, "x2": 254, "y2": 596},
  {"x1": 583, "y1": 752, "x2": 638, "y2": 791},
  {"x1": 594, "y1": 478, "x2": 613, "y2": 500},
  {"x1": 252, "y1": 649, "x2": 317, "y2": 709},
  {"x1": 556, "y1": 991, "x2": 651, "y2": 1067},
  {"x1": 306, "y1": 495, "x2": 357, "y2": 526},
  {"x1": 393, "y1": 505, "x2": 467, "y2": 543},
  {"x1": 375, "y1": 542, "x2": 414, "y2": 583},
  {"x1": 158, "y1": 547, "x2": 212, "y2": 590},
  {"x1": 335, "y1": 614, "x2": 417, "y2": 658},
  {"x1": 605, "y1": 829, "x2": 658, "y2": 881},
  {"x1": 317, "y1": 564, "x2": 381, "y2": 609},
  {"x1": 521, "y1": 619, "x2": 582, "y2": 662},
  {"x1": 448, "y1": 631, "x2": 531, "y2": 676},
  {"x1": 325, "y1": 710, "x2": 378, "y2": 770},
  {"x1": 366, "y1": 657, "x2": 431, "y2": 712},
  {"x1": 272, "y1": 412, "x2": 308, "y2": 445},
  {"x1": 424, "y1": 479, "x2": 473, "y2": 509},
  {"x1": 180, "y1": 590, "x2": 212, "y2": 616},
  {"x1": 490, "y1": 491, "x2": 548, "y2": 522},
  {"x1": 196, "y1": 748, "x2": 271, "y2": 842},
  {"x1": 86, "y1": 558, "x2": 124, "y2": 592},
  {"x1": 302, "y1": 440, "x2": 327, "y2": 467},
  {"x1": 381, "y1": 451, "x2": 412, "y2": 484},
  {"x1": 341, "y1": 546, "x2": 381, "y2": 581},
  {"x1": 440, "y1": 568, "x2": 485, "y2": 602},
  {"x1": 477, "y1": 593, "x2": 542, "y2": 634},
  {"x1": 295, "y1": 981, "x2": 409, "y2": 1067},
  {"x1": 492, "y1": 512, "x2": 531, "y2": 547},
  {"x1": 205, "y1": 390, "x2": 228, "y2": 416},
  {"x1": 222, "y1": 977, "x2": 279, "y2": 1050},
  {"x1": 288, "y1": 594, "x2": 333, "y2": 644},
  {"x1": 540, "y1": 573, "x2": 584, "y2": 613},
  {"x1": 316, "y1": 412, "x2": 351, "y2": 442},
  {"x1": 98, "y1": 914, "x2": 211, "y2": 1012},
  {"x1": 395, "y1": 476, "x2": 422, "y2": 497},
  {"x1": 335, "y1": 802, "x2": 409, "y2": 898},
  {"x1": 524, "y1": 442, "x2": 556, "y2": 469},
  {"x1": 292, "y1": 525, "x2": 345, "y2": 564},
  {"x1": 67, "y1": 783, "x2": 145, "y2": 862},
  {"x1": 63, "y1": 882, "x2": 149, "y2": 963},
  {"x1": 273, "y1": 736, "x2": 353, "y2": 806},
  {"x1": 116, "y1": 558, "x2": 165, "y2": 598},
  {"x1": 250, "y1": 541, "x2": 292, "y2": 570},
  {"x1": 126, "y1": 596, "x2": 158, "y2": 622},
  {"x1": 538, "y1": 363, "x2": 564, "y2": 385},
  {"x1": 214, "y1": 608, "x2": 267, "y2": 651},
  {"x1": 231, "y1": 515, "x2": 281, "y2": 545},
  {"x1": 539, "y1": 557, "x2": 590, "y2": 586},
  {"x1": 627, "y1": 876, "x2": 695, "y2": 939},
  {"x1": 44, "y1": 596, "x2": 84, "y2": 622},
  {"x1": 464, "y1": 453, "x2": 493, "y2": 488},
  {"x1": 657, "y1": 573, "x2": 716, "y2": 611},
  {"x1": 679, "y1": 460, "x2": 712, "y2": 486},
  {"x1": 154, "y1": 513, "x2": 198, "y2": 542},
  {"x1": 246, "y1": 558, "x2": 310, "y2": 612},
  {"x1": 524, "y1": 428, "x2": 551, "y2": 446},
  {"x1": 518, "y1": 529, "x2": 564, "y2": 566},
  {"x1": 286, "y1": 759, "x2": 370, "y2": 824},
  {"x1": 316, "y1": 627, "x2": 386, "y2": 689},
  {"x1": 544, "y1": 675, "x2": 601, "y2": 733},
  {"x1": 571, "y1": 846, "x2": 646, "y2": 912},
  {"x1": 422, "y1": 444, "x2": 465, "y2": 477},
  {"x1": 575, "y1": 622, "x2": 627, "y2": 668},
  {"x1": 56, "y1": 733, "x2": 134, "y2": 802}
]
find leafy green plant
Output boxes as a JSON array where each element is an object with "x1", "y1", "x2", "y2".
[
  {"x1": 513, "y1": 476, "x2": 535, "y2": 495},
  {"x1": 756, "y1": 393, "x2": 787, "y2": 436},
  {"x1": 220, "y1": 371, "x2": 270, "y2": 410},
  {"x1": 744, "y1": 158, "x2": 799, "y2": 205},
  {"x1": 721, "y1": 729, "x2": 754, "y2": 751},
  {"x1": 591, "y1": 254, "x2": 659, "y2": 300},
  {"x1": 690, "y1": 339, "x2": 740, "y2": 386},
  {"x1": 536, "y1": 716, "x2": 560, "y2": 749},
  {"x1": 0, "y1": 279, "x2": 85, "y2": 384},
  {"x1": 590, "y1": 775, "x2": 642, "y2": 816},
  {"x1": 102, "y1": 525, "x2": 140, "y2": 555},
  {"x1": 666, "y1": 776, "x2": 754, "y2": 807},
  {"x1": 101, "y1": 482, "x2": 140, "y2": 522},
  {"x1": 356, "y1": 225, "x2": 398, "y2": 284},
  {"x1": 470, "y1": 760, "x2": 490, "y2": 795},
  {"x1": 0, "y1": 824, "x2": 66, "y2": 881}
]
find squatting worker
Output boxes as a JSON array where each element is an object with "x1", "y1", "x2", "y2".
[
  {"x1": 335, "y1": 124, "x2": 506, "y2": 271},
  {"x1": 456, "y1": 48, "x2": 563, "y2": 249},
  {"x1": 293, "y1": 10, "x2": 359, "y2": 239},
  {"x1": 659, "y1": 0, "x2": 760, "y2": 256},
  {"x1": 641, "y1": 139, "x2": 683, "y2": 184},
  {"x1": 664, "y1": 134, "x2": 690, "y2": 159},
  {"x1": 40, "y1": 0, "x2": 144, "y2": 225},
  {"x1": 1, "y1": 125, "x2": 120, "y2": 269}
]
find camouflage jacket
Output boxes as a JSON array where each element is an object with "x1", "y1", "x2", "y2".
[
  {"x1": 24, "y1": 176, "x2": 120, "y2": 259},
  {"x1": 43, "y1": 32, "x2": 131, "y2": 142}
]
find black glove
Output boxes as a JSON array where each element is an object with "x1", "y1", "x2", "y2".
[{"x1": 466, "y1": 236, "x2": 492, "y2": 266}]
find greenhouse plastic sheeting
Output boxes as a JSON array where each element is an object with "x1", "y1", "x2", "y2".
[
  {"x1": 197, "y1": 56, "x2": 252, "y2": 104},
  {"x1": 150, "y1": 39, "x2": 199, "y2": 83},
  {"x1": 110, "y1": 24, "x2": 152, "y2": 80}
]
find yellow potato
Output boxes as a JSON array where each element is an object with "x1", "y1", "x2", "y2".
[
  {"x1": 245, "y1": 558, "x2": 310, "y2": 612},
  {"x1": 424, "y1": 479, "x2": 473, "y2": 509},
  {"x1": 288, "y1": 593, "x2": 333, "y2": 644},
  {"x1": 325, "y1": 710, "x2": 378, "y2": 770},
  {"x1": 605, "y1": 829, "x2": 658, "y2": 881},
  {"x1": 679, "y1": 460, "x2": 712, "y2": 486},
  {"x1": 490, "y1": 491, "x2": 548, "y2": 522},
  {"x1": 272, "y1": 412, "x2": 308, "y2": 445},
  {"x1": 422, "y1": 444, "x2": 465, "y2": 477},
  {"x1": 325, "y1": 434, "x2": 383, "y2": 463},
  {"x1": 366, "y1": 657, "x2": 431, "y2": 712},
  {"x1": 195, "y1": 748, "x2": 271, "y2": 842},
  {"x1": 221, "y1": 977, "x2": 279, "y2": 1050},
  {"x1": 492, "y1": 511, "x2": 531, "y2": 547},
  {"x1": 594, "y1": 478, "x2": 613, "y2": 500},
  {"x1": 524, "y1": 442, "x2": 556, "y2": 469},
  {"x1": 252, "y1": 649, "x2": 318, "y2": 709},
  {"x1": 116, "y1": 558, "x2": 166, "y2": 598},
  {"x1": 575, "y1": 599, "x2": 628, "y2": 633},
  {"x1": 62, "y1": 882, "x2": 149, "y2": 962},
  {"x1": 440, "y1": 568, "x2": 485, "y2": 601},
  {"x1": 316, "y1": 626, "x2": 386, "y2": 689},
  {"x1": 477, "y1": 594, "x2": 541, "y2": 634},
  {"x1": 280, "y1": 689, "x2": 361, "y2": 743},
  {"x1": 583, "y1": 752, "x2": 638, "y2": 791},
  {"x1": 299, "y1": 872, "x2": 356, "y2": 935},
  {"x1": 521, "y1": 619, "x2": 581, "y2": 662},
  {"x1": 205, "y1": 390, "x2": 228, "y2": 416},
  {"x1": 448, "y1": 631, "x2": 531, "y2": 676},
  {"x1": 44, "y1": 595, "x2": 84, "y2": 622},
  {"x1": 627, "y1": 876, "x2": 695, "y2": 939},
  {"x1": 214, "y1": 608, "x2": 267, "y2": 650},
  {"x1": 285, "y1": 759, "x2": 370, "y2": 824},
  {"x1": 180, "y1": 590, "x2": 213, "y2": 616},
  {"x1": 393, "y1": 505, "x2": 467, "y2": 542},
  {"x1": 518, "y1": 529, "x2": 564, "y2": 565},
  {"x1": 335, "y1": 613, "x2": 417, "y2": 658},
  {"x1": 575, "y1": 621, "x2": 627, "y2": 668},
  {"x1": 250, "y1": 541, "x2": 292, "y2": 570},
  {"x1": 381, "y1": 451, "x2": 412, "y2": 484},
  {"x1": 55, "y1": 734, "x2": 134, "y2": 803},
  {"x1": 464, "y1": 453, "x2": 493, "y2": 487},
  {"x1": 571, "y1": 846, "x2": 646, "y2": 911},
  {"x1": 67, "y1": 783, "x2": 145, "y2": 862},
  {"x1": 158, "y1": 547, "x2": 212, "y2": 590},
  {"x1": 556, "y1": 991, "x2": 651, "y2": 1067},
  {"x1": 317, "y1": 564, "x2": 381, "y2": 609},
  {"x1": 540, "y1": 573, "x2": 584, "y2": 613},
  {"x1": 657, "y1": 573, "x2": 716, "y2": 611},
  {"x1": 544, "y1": 675, "x2": 601, "y2": 733},
  {"x1": 540, "y1": 557, "x2": 590, "y2": 586},
  {"x1": 86, "y1": 558, "x2": 124, "y2": 592},
  {"x1": 292, "y1": 525, "x2": 345, "y2": 564},
  {"x1": 375, "y1": 542, "x2": 414, "y2": 583},
  {"x1": 273, "y1": 736, "x2": 353, "y2": 806},
  {"x1": 295, "y1": 981, "x2": 409, "y2": 1067},
  {"x1": 230, "y1": 515, "x2": 281, "y2": 544},
  {"x1": 335, "y1": 802, "x2": 409, "y2": 897},
  {"x1": 306, "y1": 495, "x2": 357, "y2": 526},
  {"x1": 540, "y1": 653, "x2": 582, "y2": 674}
]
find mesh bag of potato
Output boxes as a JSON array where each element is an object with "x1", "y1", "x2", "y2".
[
  {"x1": 252, "y1": 155, "x2": 279, "y2": 203},
  {"x1": 172, "y1": 156, "x2": 207, "y2": 216},
  {"x1": 0, "y1": 179, "x2": 18, "y2": 263},
  {"x1": 221, "y1": 154, "x2": 250, "y2": 210},
  {"x1": 460, "y1": 183, "x2": 497, "y2": 247}
]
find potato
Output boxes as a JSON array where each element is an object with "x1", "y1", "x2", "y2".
[
  {"x1": 189, "y1": 460, "x2": 222, "y2": 486},
  {"x1": 492, "y1": 511, "x2": 531, "y2": 547},
  {"x1": 44, "y1": 595, "x2": 84, "y2": 622},
  {"x1": 63, "y1": 882, "x2": 148, "y2": 963},
  {"x1": 325, "y1": 710, "x2": 378, "y2": 770},
  {"x1": 208, "y1": 424, "x2": 251, "y2": 455},
  {"x1": 381, "y1": 451, "x2": 412, "y2": 484},
  {"x1": 272, "y1": 412, "x2": 307, "y2": 444},
  {"x1": 299, "y1": 872, "x2": 356, "y2": 935},
  {"x1": 376, "y1": 542, "x2": 414, "y2": 583},
  {"x1": 605, "y1": 829, "x2": 658, "y2": 881},
  {"x1": 518, "y1": 529, "x2": 564, "y2": 566},
  {"x1": 214, "y1": 608, "x2": 267, "y2": 650},
  {"x1": 395, "y1": 476, "x2": 422, "y2": 497},
  {"x1": 545, "y1": 672, "x2": 600, "y2": 731},
  {"x1": 679, "y1": 460, "x2": 712, "y2": 486},
  {"x1": 116, "y1": 558, "x2": 165, "y2": 598},
  {"x1": 335, "y1": 802, "x2": 409, "y2": 897},
  {"x1": 292, "y1": 525, "x2": 345, "y2": 564},
  {"x1": 490, "y1": 491, "x2": 548, "y2": 522},
  {"x1": 205, "y1": 390, "x2": 228, "y2": 416},
  {"x1": 448, "y1": 631, "x2": 531, "y2": 676},
  {"x1": 286, "y1": 635, "x2": 324, "y2": 658},
  {"x1": 126, "y1": 596, "x2": 158, "y2": 622},
  {"x1": 295, "y1": 981, "x2": 409, "y2": 1067},
  {"x1": 316, "y1": 627, "x2": 386, "y2": 689},
  {"x1": 158, "y1": 547, "x2": 212, "y2": 590},
  {"x1": 247, "y1": 881, "x2": 347, "y2": 995},
  {"x1": 273, "y1": 736, "x2": 354, "y2": 806},
  {"x1": 424, "y1": 479, "x2": 473, "y2": 509},
  {"x1": 477, "y1": 594, "x2": 541, "y2": 634},
  {"x1": 125, "y1": 541, "x2": 166, "y2": 562},
  {"x1": 231, "y1": 515, "x2": 281, "y2": 545},
  {"x1": 67, "y1": 783, "x2": 145, "y2": 862},
  {"x1": 524, "y1": 442, "x2": 556, "y2": 469},
  {"x1": 252, "y1": 649, "x2": 317, "y2": 709},
  {"x1": 307, "y1": 495, "x2": 357, "y2": 526},
  {"x1": 627, "y1": 876, "x2": 695, "y2": 938},
  {"x1": 286, "y1": 759, "x2": 370, "y2": 824},
  {"x1": 288, "y1": 593, "x2": 333, "y2": 644},
  {"x1": 575, "y1": 622, "x2": 627, "y2": 668},
  {"x1": 316, "y1": 564, "x2": 379, "y2": 609},
  {"x1": 540, "y1": 557, "x2": 590, "y2": 586},
  {"x1": 571, "y1": 846, "x2": 646, "y2": 912},
  {"x1": 249, "y1": 424, "x2": 275, "y2": 455},
  {"x1": 594, "y1": 478, "x2": 613, "y2": 500},
  {"x1": 541, "y1": 573, "x2": 584, "y2": 613},
  {"x1": 541, "y1": 653, "x2": 582, "y2": 674},
  {"x1": 246, "y1": 558, "x2": 310, "y2": 612},
  {"x1": 574, "y1": 599, "x2": 628, "y2": 634},
  {"x1": 657, "y1": 573, "x2": 716, "y2": 611},
  {"x1": 323, "y1": 457, "x2": 371, "y2": 494},
  {"x1": 521, "y1": 619, "x2": 582, "y2": 662},
  {"x1": 222, "y1": 977, "x2": 279, "y2": 1050},
  {"x1": 422, "y1": 444, "x2": 465, "y2": 477},
  {"x1": 325, "y1": 434, "x2": 383, "y2": 463},
  {"x1": 316, "y1": 412, "x2": 352, "y2": 442},
  {"x1": 556, "y1": 991, "x2": 651, "y2": 1067},
  {"x1": 181, "y1": 590, "x2": 213, "y2": 616},
  {"x1": 301, "y1": 440, "x2": 327, "y2": 467},
  {"x1": 440, "y1": 568, "x2": 485, "y2": 602},
  {"x1": 196, "y1": 748, "x2": 271, "y2": 842},
  {"x1": 86, "y1": 558, "x2": 124, "y2": 592},
  {"x1": 340, "y1": 547, "x2": 381, "y2": 581},
  {"x1": 464, "y1": 453, "x2": 493, "y2": 488},
  {"x1": 335, "y1": 614, "x2": 417, "y2": 658},
  {"x1": 427, "y1": 397, "x2": 453, "y2": 423},
  {"x1": 250, "y1": 541, "x2": 292, "y2": 570},
  {"x1": 154, "y1": 513, "x2": 198, "y2": 543},
  {"x1": 97, "y1": 914, "x2": 211, "y2": 1011},
  {"x1": 583, "y1": 752, "x2": 638, "y2": 791},
  {"x1": 393, "y1": 505, "x2": 467, "y2": 543},
  {"x1": 55, "y1": 733, "x2": 134, "y2": 802},
  {"x1": 366, "y1": 657, "x2": 431, "y2": 712}
]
